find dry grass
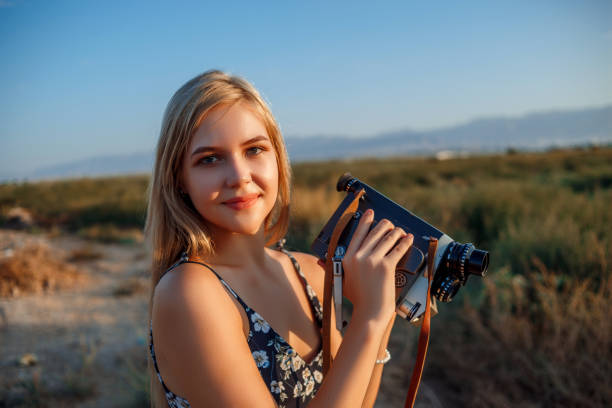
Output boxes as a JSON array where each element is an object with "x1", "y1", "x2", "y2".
[
  {"x1": 68, "y1": 244, "x2": 104, "y2": 262},
  {"x1": 117, "y1": 344, "x2": 151, "y2": 407},
  {"x1": 287, "y1": 185, "x2": 341, "y2": 249},
  {"x1": 427, "y1": 263, "x2": 612, "y2": 407},
  {"x1": 112, "y1": 277, "x2": 148, "y2": 297},
  {"x1": 0, "y1": 337, "x2": 99, "y2": 406},
  {"x1": 0, "y1": 241, "x2": 83, "y2": 297},
  {"x1": 77, "y1": 224, "x2": 144, "y2": 244}
]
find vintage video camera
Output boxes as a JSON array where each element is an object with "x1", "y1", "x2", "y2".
[{"x1": 311, "y1": 173, "x2": 489, "y2": 325}]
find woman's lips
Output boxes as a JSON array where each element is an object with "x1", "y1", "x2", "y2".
[{"x1": 222, "y1": 194, "x2": 260, "y2": 210}]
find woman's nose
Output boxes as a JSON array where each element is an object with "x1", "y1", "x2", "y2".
[{"x1": 225, "y1": 155, "x2": 252, "y2": 187}]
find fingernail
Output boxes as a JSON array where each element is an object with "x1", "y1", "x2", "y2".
[{"x1": 365, "y1": 209, "x2": 373, "y2": 216}]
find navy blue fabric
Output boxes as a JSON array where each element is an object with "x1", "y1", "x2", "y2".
[{"x1": 149, "y1": 247, "x2": 324, "y2": 407}]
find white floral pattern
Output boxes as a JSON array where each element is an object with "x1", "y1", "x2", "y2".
[
  {"x1": 149, "y1": 247, "x2": 324, "y2": 408},
  {"x1": 306, "y1": 285, "x2": 316, "y2": 301},
  {"x1": 303, "y1": 378, "x2": 315, "y2": 400},
  {"x1": 251, "y1": 312, "x2": 271, "y2": 333},
  {"x1": 279, "y1": 354, "x2": 291, "y2": 370},
  {"x1": 291, "y1": 354, "x2": 305, "y2": 371},
  {"x1": 302, "y1": 367, "x2": 312, "y2": 382},
  {"x1": 293, "y1": 382, "x2": 304, "y2": 398}
]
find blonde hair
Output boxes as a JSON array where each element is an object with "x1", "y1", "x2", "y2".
[{"x1": 145, "y1": 70, "x2": 291, "y2": 407}]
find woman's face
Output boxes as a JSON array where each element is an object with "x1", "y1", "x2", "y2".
[{"x1": 181, "y1": 101, "x2": 279, "y2": 237}]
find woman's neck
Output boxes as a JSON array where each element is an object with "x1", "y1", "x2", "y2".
[{"x1": 197, "y1": 225, "x2": 272, "y2": 272}]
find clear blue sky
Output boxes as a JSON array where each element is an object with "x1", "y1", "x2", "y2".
[{"x1": 1, "y1": 0, "x2": 611, "y2": 179}]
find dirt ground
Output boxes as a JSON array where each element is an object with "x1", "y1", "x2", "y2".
[
  {"x1": 0, "y1": 229, "x2": 444, "y2": 407},
  {"x1": 0, "y1": 230, "x2": 150, "y2": 407}
]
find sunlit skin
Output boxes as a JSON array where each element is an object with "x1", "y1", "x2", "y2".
[
  {"x1": 181, "y1": 101, "x2": 279, "y2": 264},
  {"x1": 154, "y1": 98, "x2": 414, "y2": 406}
]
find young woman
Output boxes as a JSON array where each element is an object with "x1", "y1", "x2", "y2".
[{"x1": 145, "y1": 70, "x2": 414, "y2": 407}]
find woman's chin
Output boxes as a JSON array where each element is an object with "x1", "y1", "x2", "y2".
[
  {"x1": 234, "y1": 226, "x2": 262, "y2": 236},
  {"x1": 207, "y1": 221, "x2": 264, "y2": 237}
]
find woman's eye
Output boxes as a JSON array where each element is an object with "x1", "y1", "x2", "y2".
[
  {"x1": 199, "y1": 155, "x2": 219, "y2": 165},
  {"x1": 247, "y1": 146, "x2": 264, "y2": 156}
]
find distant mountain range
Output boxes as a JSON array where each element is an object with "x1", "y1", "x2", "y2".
[
  {"x1": 15, "y1": 105, "x2": 612, "y2": 181},
  {"x1": 285, "y1": 105, "x2": 612, "y2": 161},
  {"x1": 24, "y1": 152, "x2": 155, "y2": 181}
]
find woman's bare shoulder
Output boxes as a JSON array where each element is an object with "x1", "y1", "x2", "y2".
[
  {"x1": 151, "y1": 262, "x2": 276, "y2": 406},
  {"x1": 289, "y1": 251, "x2": 323, "y2": 268},
  {"x1": 153, "y1": 262, "x2": 235, "y2": 320},
  {"x1": 287, "y1": 251, "x2": 325, "y2": 293},
  {"x1": 155, "y1": 262, "x2": 221, "y2": 298}
]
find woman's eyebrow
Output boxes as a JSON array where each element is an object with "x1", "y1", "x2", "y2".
[
  {"x1": 242, "y1": 135, "x2": 270, "y2": 145},
  {"x1": 190, "y1": 135, "x2": 270, "y2": 157},
  {"x1": 190, "y1": 145, "x2": 217, "y2": 156}
]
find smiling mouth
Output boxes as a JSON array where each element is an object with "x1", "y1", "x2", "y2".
[{"x1": 222, "y1": 194, "x2": 260, "y2": 210}]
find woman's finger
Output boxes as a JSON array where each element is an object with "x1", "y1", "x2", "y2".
[
  {"x1": 371, "y1": 227, "x2": 406, "y2": 257},
  {"x1": 345, "y1": 208, "x2": 375, "y2": 256},
  {"x1": 356, "y1": 218, "x2": 395, "y2": 255},
  {"x1": 386, "y1": 233, "x2": 414, "y2": 264}
]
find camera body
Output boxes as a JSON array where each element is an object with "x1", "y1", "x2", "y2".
[{"x1": 310, "y1": 173, "x2": 489, "y2": 322}]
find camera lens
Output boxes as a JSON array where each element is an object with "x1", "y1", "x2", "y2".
[
  {"x1": 432, "y1": 242, "x2": 489, "y2": 302},
  {"x1": 468, "y1": 249, "x2": 488, "y2": 277},
  {"x1": 433, "y1": 275, "x2": 461, "y2": 302}
]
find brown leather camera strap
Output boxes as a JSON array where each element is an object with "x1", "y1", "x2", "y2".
[
  {"x1": 404, "y1": 237, "x2": 437, "y2": 408},
  {"x1": 323, "y1": 188, "x2": 365, "y2": 375}
]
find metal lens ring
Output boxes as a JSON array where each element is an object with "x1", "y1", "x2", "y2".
[
  {"x1": 345, "y1": 178, "x2": 357, "y2": 192},
  {"x1": 445, "y1": 242, "x2": 473, "y2": 284},
  {"x1": 459, "y1": 243, "x2": 473, "y2": 281},
  {"x1": 434, "y1": 275, "x2": 460, "y2": 302}
]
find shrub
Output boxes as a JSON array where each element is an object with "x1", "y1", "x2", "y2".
[
  {"x1": 427, "y1": 265, "x2": 612, "y2": 407},
  {"x1": 0, "y1": 241, "x2": 83, "y2": 297}
]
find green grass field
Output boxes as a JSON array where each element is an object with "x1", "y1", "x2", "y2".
[{"x1": 1, "y1": 146, "x2": 610, "y2": 406}]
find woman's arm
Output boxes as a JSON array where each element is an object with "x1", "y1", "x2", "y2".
[
  {"x1": 297, "y1": 210, "x2": 413, "y2": 407},
  {"x1": 153, "y1": 264, "x2": 279, "y2": 407},
  {"x1": 296, "y1": 254, "x2": 395, "y2": 407},
  {"x1": 152, "y1": 261, "x2": 395, "y2": 408},
  {"x1": 297, "y1": 253, "x2": 396, "y2": 407},
  {"x1": 307, "y1": 309, "x2": 391, "y2": 407},
  {"x1": 300, "y1": 253, "x2": 397, "y2": 407},
  {"x1": 361, "y1": 314, "x2": 396, "y2": 408}
]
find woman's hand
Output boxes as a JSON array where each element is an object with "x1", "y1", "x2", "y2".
[{"x1": 341, "y1": 209, "x2": 414, "y2": 325}]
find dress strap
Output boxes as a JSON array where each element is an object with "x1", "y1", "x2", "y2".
[
  {"x1": 163, "y1": 251, "x2": 189, "y2": 274},
  {"x1": 162, "y1": 251, "x2": 251, "y2": 311},
  {"x1": 177, "y1": 253, "x2": 251, "y2": 311},
  {"x1": 168, "y1": 247, "x2": 323, "y2": 324},
  {"x1": 275, "y1": 240, "x2": 324, "y2": 325}
]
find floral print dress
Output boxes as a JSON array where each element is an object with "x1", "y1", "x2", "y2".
[{"x1": 149, "y1": 245, "x2": 325, "y2": 408}]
